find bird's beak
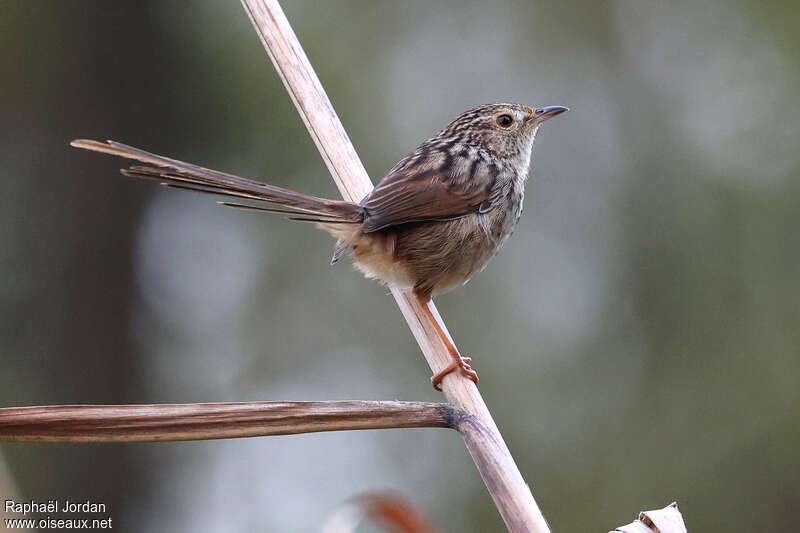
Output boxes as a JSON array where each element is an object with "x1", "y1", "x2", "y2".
[{"x1": 533, "y1": 105, "x2": 569, "y2": 123}]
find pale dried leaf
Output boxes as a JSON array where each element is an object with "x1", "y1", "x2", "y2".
[{"x1": 610, "y1": 502, "x2": 687, "y2": 533}]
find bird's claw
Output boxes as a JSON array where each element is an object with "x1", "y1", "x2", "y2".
[{"x1": 431, "y1": 356, "x2": 479, "y2": 391}]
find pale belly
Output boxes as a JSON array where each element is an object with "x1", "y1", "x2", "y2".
[{"x1": 348, "y1": 208, "x2": 519, "y2": 295}]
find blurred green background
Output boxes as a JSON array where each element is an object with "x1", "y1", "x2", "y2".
[{"x1": 1, "y1": 1, "x2": 798, "y2": 531}]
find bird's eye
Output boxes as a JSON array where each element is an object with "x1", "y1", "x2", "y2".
[{"x1": 496, "y1": 114, "x2": 514, "y2": 128}]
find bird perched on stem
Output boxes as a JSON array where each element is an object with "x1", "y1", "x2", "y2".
[{"x1": 72, "y1": 102, "x2": 567, "y2": 389}]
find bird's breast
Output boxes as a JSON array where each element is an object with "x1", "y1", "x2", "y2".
[{"x1": 341, "y1": 190, "x2": 525, "y2": 295}]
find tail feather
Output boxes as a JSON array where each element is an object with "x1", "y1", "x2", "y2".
[
  {"x1": 217, "y1": 201, "x2": 356, "y2": 223},
  {"x1": 121, "y1": 166, "x2": 269, "y2": 204},
  {"x1": 71, "y1": 139, "x2": 364, "y2": 223}
]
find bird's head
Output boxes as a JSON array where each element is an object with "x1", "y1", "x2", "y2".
[{"x1": 439, "y1": 102, "x2": 568, "y2": 166}]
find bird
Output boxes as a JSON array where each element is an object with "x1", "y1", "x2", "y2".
[{"x1": 71, "y1": 102, "x2": 568, "y2": 390}]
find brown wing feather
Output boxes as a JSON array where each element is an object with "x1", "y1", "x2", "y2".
[{"x1": 360, "y1": 148, "x2": 494, "y2": 233}]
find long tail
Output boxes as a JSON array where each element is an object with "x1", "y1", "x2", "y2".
[{"x1": 70, "y1": 139, "x2": 364, "y2": 224}]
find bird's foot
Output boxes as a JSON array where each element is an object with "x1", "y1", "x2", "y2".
[{"x1": 431, "y1": 356, "x2": 479, "y2": 391}]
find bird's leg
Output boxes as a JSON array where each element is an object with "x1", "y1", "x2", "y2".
[{"x1": 415, "y1": 294, "x2": 479, "y2": 391}]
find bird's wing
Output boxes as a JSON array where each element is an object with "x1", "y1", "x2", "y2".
[{"x1": 360, "y1": 148, "x2": 496, "y2": 233}]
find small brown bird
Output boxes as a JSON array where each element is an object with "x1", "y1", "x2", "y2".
[{"x1": 72, "y1": 103, "x2": 567, "y2": 389}]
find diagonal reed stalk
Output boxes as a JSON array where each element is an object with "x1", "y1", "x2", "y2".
[{"x1": 238, "y1": 1, "x2": 551, "y2": 531}]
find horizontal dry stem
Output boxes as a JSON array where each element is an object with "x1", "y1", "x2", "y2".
[{"x1": 0, "y1": 401, "x2": 460, "y2": 443}]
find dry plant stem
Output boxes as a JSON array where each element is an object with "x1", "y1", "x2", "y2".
[
  {"x1": 456, "y1": 417, "x2": 545, "y2": 533},
  {"x1": 239, "y1": 1, "x2": 551, "y2": 532},
  {"x1": 0, "y1": 401, "x2": 456, "y2": 443}
]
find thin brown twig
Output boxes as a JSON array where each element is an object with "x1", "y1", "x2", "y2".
[
  {"x1": 0, "y1": 401, "x2": 459, "y2": 443},
  {"x1": 238, "y1": 1, "x2": 551, "y2": 531}
]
